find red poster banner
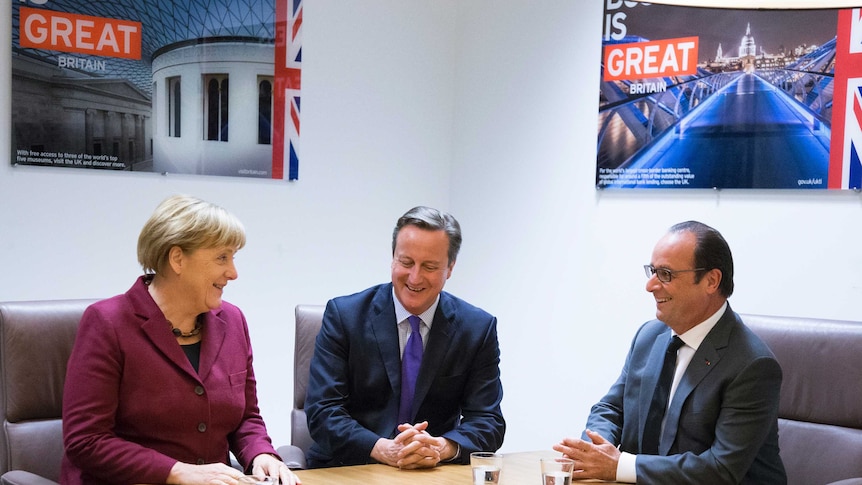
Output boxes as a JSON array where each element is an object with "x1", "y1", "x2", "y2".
[
  {"x1": 604, "y1": 36, "x2": 698, "y2": 82},
  {"x1": 19, "y1": 7, "x2": 142, "y2": 59}
]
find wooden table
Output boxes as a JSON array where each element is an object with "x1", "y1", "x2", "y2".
[{"x1": 294, "y1": 450, "x2": 623, "y2": 484}]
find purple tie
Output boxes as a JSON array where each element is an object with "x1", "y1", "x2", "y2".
[{"x1": 398, "y1": 315, "x2": 423, "y2": 424}]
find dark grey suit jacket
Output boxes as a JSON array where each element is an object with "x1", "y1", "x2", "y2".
[
  {"x1": 305, "y1": 283, "x2": 505, "y2": 467},
  {"x1": 585, "y1": 305, "x2": 786, "y2": 484}
]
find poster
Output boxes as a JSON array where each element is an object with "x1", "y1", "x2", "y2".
[
  {"x1": 596, "y1": 2, "x2": 862, "y2": 189},
  {"x1": 11, "y1": 0, "x2": 302, "y2": 180}
]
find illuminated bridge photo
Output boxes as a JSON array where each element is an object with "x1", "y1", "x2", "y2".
[{"x1": 596, "y1": 5, "x2": 838, "y2": 189}]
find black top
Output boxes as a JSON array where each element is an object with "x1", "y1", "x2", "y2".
[{"x1": 181, "y1": 341, "x2": 202, "y2": 372}]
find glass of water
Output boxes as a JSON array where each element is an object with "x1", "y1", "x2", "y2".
[
  {"x1": 540, "y1": 457, "x2": 574, "y2": 485},
  {"x1": 470, "y1": 451, "x2": 502, "y2": 485}
]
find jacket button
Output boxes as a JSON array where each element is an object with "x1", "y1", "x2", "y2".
[
  {"x1": 198, "y1": 423, "x2": 207, "y2": 432},
  {"x1": 195, "y1": 386, "x2": 205, "y2": 395}
]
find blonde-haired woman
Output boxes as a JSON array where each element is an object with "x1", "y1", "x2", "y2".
[{"x1": 62, "y1": 195, "x2": 299, "y2": 485}]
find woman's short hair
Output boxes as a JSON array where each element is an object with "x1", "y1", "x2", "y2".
[{"x1": 137, "y1": 195, "x2": 246, "y2": 274}]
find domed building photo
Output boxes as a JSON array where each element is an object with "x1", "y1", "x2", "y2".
[{"x1": 11, "y1": 0, "x2": 301, "y2": 179}]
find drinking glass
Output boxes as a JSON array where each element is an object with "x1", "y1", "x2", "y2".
[
  {"x1": 470, "y1": 451, "x2": 502, "y2": 485},
  {"x1": 540, "y1": 457, "x2": 574, "y2": 485}
]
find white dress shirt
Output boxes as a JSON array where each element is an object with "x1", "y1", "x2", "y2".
[{"x1": 392, "y1": 289, "x2": 438, "y2": 356}]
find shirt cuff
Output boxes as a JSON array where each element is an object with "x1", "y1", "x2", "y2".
[{"x1": 616, "y1": 451, "x2": 637, "y2": 483}]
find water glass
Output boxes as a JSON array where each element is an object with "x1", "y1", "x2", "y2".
[
  {"x1": 470, "y1": 451, "x2": 502, "y2": 485},
  {"x1": 540, "y1": 457, "x2": 574, "y2": 485}
]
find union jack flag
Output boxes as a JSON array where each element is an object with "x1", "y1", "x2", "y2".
[
  {"x1": 829, "y1": 8, "x2": 862, "y2": 189},
  {"x1": 273, "y1": 0, "x2": 302, "y2": 180}
]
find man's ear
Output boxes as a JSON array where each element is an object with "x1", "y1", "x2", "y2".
[
  {"x1": 446, "y1": 260, "x2": 456, "y2": 280},
  {"x1": 704, "y1": 268, "x2": 722, "y2": 294}
]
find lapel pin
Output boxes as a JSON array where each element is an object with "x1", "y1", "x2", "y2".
[{"x1": 704, "y1": 359, "x2": 711, "y2": 366}]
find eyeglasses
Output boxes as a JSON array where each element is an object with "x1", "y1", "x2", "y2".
[{"x1": 644, "y1": 264, "x2": 705, "y2": 283}]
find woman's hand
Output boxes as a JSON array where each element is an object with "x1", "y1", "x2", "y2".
[
  {"x1": 167, "y1": 461, "x2": 246, "y2": 485},
  {"x1": 251, "y1": 453, "x2": 302, "y2": 485}
]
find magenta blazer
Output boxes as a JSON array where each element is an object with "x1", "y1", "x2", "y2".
[{"x1": 61, "y1": 276, "x2": 278, "y2": 485}]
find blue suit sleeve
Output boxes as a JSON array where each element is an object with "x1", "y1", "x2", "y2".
[
  {"x1": 440, "y1": 315, "x2": 505, "y2": 462},
  {"x1": 305, "y1": 301, "x2": 383, "y2": 464}
]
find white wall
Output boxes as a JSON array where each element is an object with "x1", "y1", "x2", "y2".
[
  {"x1": 0, "y1": 0, "x2": 458, "y2": 449},
  {"x1": 449, "y1": 0, "x2": 862, "y2": 453},
  {"x1": 2, "y1": 0, "x2": 861, "y2": 456}
]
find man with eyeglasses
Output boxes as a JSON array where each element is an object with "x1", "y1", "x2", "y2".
[{"x1": 554, "y1": 221, "x2": 786, "y2": 484}]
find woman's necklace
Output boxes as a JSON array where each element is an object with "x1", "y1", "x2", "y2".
[
  {"x1": 146, "y1": 276, "x2": 203, "y2": 339},
  {"x1": 170, "y1": 317, "x2": 202, "y2": 338}
]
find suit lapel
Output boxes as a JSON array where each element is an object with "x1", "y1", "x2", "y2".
[
  {"x1": 128, "y1": 279, "x2": 200, "y2": 380},
  {"x1": 412, "y1": 293, "x2": 456, "y2": 417},
  {"x1": 198, "y1": 309, "x2": 227, "y2": 381},
  {"x1": 369, "y1": 285, "x2": 402, "y2": 397},
  {"x1": 640, "y1": 330, "x2": 673, "y2": 445},
  {"x1": 660, "y1": 307, "x2": 734, "y2": 454}
]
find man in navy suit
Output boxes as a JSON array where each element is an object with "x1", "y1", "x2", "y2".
[
  {"x1": 305, "y1": 206, "x2": 505, "y2": 468},
  {"x1": 555, "y1": 221, "x2": 786, "y2": 484}
]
